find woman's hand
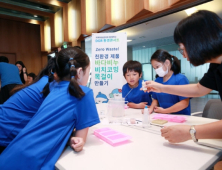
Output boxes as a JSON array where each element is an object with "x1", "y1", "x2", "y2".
[
  {"x1": 23, "y1": 67, "x2": 26, "y2": 73},
  {"x1": 161, "y1": 125, "x2": 191, "y2": 143},
  {"x1": 154, "y1": 106, "x2": 167, "y2": 114},
  {"x1": 69, "y1": 137, "x2": 85, "y2": 152},
  {"x1": 143, "y1": 81, "x2": 164, "y2": 93}
]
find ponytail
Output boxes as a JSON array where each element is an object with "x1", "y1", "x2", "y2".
[
  {"x1": 55, "y1": 47, "x2": 90, "y2": 99},
  {"x1": 41, "y1": 58, "x2": 56, "y2": 97},
  {"x1": 171, "y1": 55, "x2": 180, "y2": 74},
  {"x1": 68, "y1": 58, "x2": 85, "y2": 98},
  {"x1": 41, "y1": 71, "x2": 55, "y2": 97}
]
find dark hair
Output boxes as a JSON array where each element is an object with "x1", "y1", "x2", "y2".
[
  {"x1": 11, "y1": 58, "x2": 56, "y2": 96},
  {"x1": 0, "y1": 56, "x2": 9, "y2": 63},
  {"x1": 73, "y1": 46, "x2": 82, "y2": 50},
  {"x1": 15, "y1": 61, "x2": 27, "y2": 83},
  {"x1": 15, "y1": 61, "x2": 25, "y2": 68},
  {"x1": 151, "y1": 49, "x2": 180, "y2": 74},
  {"x1": 28, "y1": 72, "x2": 36, "y2": 80},
  {"x1": 123, "y1": 60, "x2": 142, "y2": 77},
  {"x1": 44, "y1": 47, "x2": 90, "y2": 98},
  {"x1": 174, "y1": 10, "x2": 222, "y2": 66},
  {"x1": 40, "y1": 58, "x2": 56, "y2": 97}
]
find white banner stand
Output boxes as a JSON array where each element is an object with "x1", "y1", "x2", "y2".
[{"x1": 91, "y1": 32, "x2": 127, "y2": 103}]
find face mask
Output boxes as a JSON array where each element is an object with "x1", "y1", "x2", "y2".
[{"x1": 155, "y1": 65, "x2": 168, "y2": 77}]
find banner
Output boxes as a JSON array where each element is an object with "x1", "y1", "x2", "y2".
[{"x1": 91, "y1": 32, "x2": 127, "y2": 103}]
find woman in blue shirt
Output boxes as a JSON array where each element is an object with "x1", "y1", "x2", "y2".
[
  {"x1": 149, "y1": 49, "x2": 190, "y2": 115},
  {"x1": 0, "y1": 47, "x2": 100, "y2": 169}
]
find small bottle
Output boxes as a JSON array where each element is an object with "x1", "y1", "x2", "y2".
[
  {"x1": 142, "y1": 105, "x2": 150, "y2": 128},
  {"x1": 142, "y1": 80, "x2": 147, "y2": 92}
]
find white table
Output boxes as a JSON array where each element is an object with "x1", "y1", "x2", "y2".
[{"x1": 56, "y1": 104, "x2": 222, "y2": 170}]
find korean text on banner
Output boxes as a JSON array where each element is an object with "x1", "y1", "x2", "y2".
[{"x1": 91, "y1": 33, "x2": 127, "y2": 104}]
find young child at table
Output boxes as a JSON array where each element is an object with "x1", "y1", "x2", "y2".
[
  {"x1": 149, "y1": 49, "x2": 190, "y2": 115},
  {"x1": 0, "y1": 47, "x2": 100, "y2": 169},
  {"x1": 0, "y1": 58, "x2": 56, "y2": 154},
  {"x1": 122, "y1": 60, "x2": 152, "y2": 109}
]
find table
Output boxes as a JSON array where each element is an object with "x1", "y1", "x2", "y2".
[{"x1": 56, "y1": 104, "x2": 222, "y2": 170}]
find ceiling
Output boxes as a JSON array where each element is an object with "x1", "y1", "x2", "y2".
[
  {"x1": 1, "y1": 0, "x2": 221, "y2": 48},
  {"x1": 120, "y1": 0, "x2": 222, "y2": 47},
  {"x1": 0, "y1": 0, "x2": 71, "y2": 21}
]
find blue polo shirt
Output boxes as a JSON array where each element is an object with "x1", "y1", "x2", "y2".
[
  {"x1": 0, "y1": 81, "x2": 100, "y2": 169},
  {"x1": 122, "y1": 79, "x2": 152, "y2": 105},
  {"x1": 0, "y1": 62, "x2": 22, "y2": 87},
  {"x1": 152, "y1": 73, "x2": 191, "y2": 115},
  {"x1": 0, "y1": 76, "x2": 53, "y2": 147}
]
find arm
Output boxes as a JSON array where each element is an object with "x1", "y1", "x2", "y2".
[
  {"x1": 149, "y1": 99, "x2": 158, "y2": 114},
  {"x1": 161, "y1": 120, "x2": 222, "y2": 143},
  {"x1": 23, "y1": 67, "x2": 27, "y2": 82},
  {"x1": 145, "y1": 81, "x2": 212, "y2": 98},
  {"x1": 154, "y1": 98, "x2": 189, "y2": 114},
  {"x1": 196, "y1": 121, "x2": 222, "y2": 139},
  {"x1": 69, "y1": 128, "x2": 89, "y2": 152},
  {"x1": 128, "y1": 102, "x2": 147, "y2": 109}
]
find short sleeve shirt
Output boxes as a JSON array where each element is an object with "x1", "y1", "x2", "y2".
[
  {"x1": 199, "y1": 63, "x2": 222, "y2": 99},
  {"x1": 0, "y1": 81, "x2": 100, "y2": 170},
  {"x1": 152, "y1": 74, "x2": 191, "y2": 115},
  {"x1": 122, "y1": 79, "x2": 152, "y2": 105},
  {"x1": 0, "y1": 62, "x2": 22, "y2": 87},
  {"x1": 0, "y1": 76, "x2": 49, "y2": 147}
]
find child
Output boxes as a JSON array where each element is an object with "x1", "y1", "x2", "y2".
[
  {"x1": 0, "y1": 58, "x2": 56, "y2": 153},
  {"x1": 122, "y1": 60, "x2": 152, "y2": 109},
  {"x1": 27, "y1": 72, "x2": 36, "y2": 84},
  {"x1": 0, "y1": 47, "x2": 100, "y2": 169},
  {"x1": 149, "y1": 49, "x2": 190, "y2": 115}
]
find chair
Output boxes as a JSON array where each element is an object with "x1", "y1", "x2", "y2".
[{"x1": 202, "y1": 99, "x2": 222, "y2": 120}]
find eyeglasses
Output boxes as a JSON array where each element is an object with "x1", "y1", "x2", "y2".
[{"x1": 178, "y1": 48, "x2": 184, "y2": 55}]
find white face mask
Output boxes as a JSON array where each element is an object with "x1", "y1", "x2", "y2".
[{"x1": 155, "y1": 65, "x2": 168, "y2": 77}]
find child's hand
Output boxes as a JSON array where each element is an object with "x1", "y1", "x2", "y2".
[
  {"x1": 154, "y1": 106, "x2": 166, "y2": 114},
  {"x1": 70, "y1": 137, "x2": 85, "y2": 152},
  {"x1": 138, "y1": 102, "x2": 148, "y2": 109},
  {"x1": 148, "y1": 107, "x2": 153, "y2": 114},
  {"x1": 141, "y1": 106, "x2": 154, "y2": 114}
]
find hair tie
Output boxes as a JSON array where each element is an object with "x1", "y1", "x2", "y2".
[
  {"x1": 70, "y1": 64, "x2": 75, "y2": 68},
  {"x1": 71, "y1": 76, "x2": 75, "y2": 79},
  {"x1": 51, "y1": 72, "x2": 54, "y2": 75},
  {"x1": 171, "y1": 56, "x2": 174, "y2": 65},
  {"x1": 69, "y1": 58, "x2": 73, "y2": 61}
]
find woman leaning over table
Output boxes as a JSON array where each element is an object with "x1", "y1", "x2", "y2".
[{"x1": 144, "y1": 10, "x2": 222, "y2": 143}]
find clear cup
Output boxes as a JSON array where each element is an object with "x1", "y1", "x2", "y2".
[{"x1": 107, "y1": 98, "x2": 126, "y2": 123}]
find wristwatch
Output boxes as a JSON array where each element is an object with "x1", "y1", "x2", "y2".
[{"x1": 190, "y1": 125, "x2": 198, "y2": 142}]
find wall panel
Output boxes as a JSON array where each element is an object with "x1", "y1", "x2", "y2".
[{"x1": 0, "y1": 18, "x2": 41, "y2": 75}]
